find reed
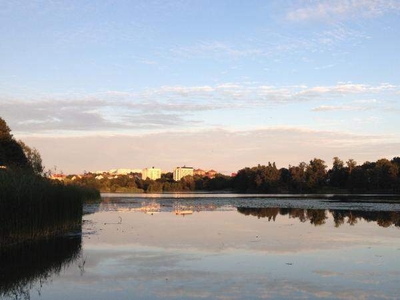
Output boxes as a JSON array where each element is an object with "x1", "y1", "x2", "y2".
[{"x1": 0, "y1": 169, "x2": 100, "y2": 247}]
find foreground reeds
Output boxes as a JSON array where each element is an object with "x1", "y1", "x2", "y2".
[{"x1": 0, "y1": 169, "x2": 100, "y2": 247}]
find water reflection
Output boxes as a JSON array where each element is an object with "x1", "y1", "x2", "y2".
[
  {"x1": 98, "y1": 196, "x2": 400, "y2": 228},
  {"x1": 3, "y1": 195, "x2": 400, "y2": 300},
  {"x1": 0, "y1": 232, "x2": 82, "y2": 299},
  {"x1": 237, "y1": 207, "x2": 400, "y2": 228}
]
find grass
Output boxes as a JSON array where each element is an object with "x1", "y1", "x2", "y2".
[{"x1": 0, "y1": 169, "x2": 100, "y2": 247}]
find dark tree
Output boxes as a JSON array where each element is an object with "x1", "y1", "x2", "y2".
[
  {"x1": 305, "y1": 158, "x2": 327, "y2": 190},
  {"x1": 328, "y1": 157, "x2": 348, "y2": 188},
  {"x1": 0, "y1": 117, "x2": 31, "y2": 170},
  {"x1": 18, "y1": 140, "x2": 44, "y2": 175}
]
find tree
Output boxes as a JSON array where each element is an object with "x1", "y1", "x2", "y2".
[
  {"x1": 180, "y1": 175, "x2": 195, "y2": 191},
  {"x1": 18, "y1": 140, "x2": 44, "y2": 176},
  {"x1": 347, "y1": 165, "x2": 368, "y2": 192},
  {"x1": 305, "y1": 158, "x2": 327, "y2": 190},
  {"x1": 0, "y1": 117, "x2": 12, "y2": 140},
  {"x1": 346, "y1": 159, "x2": 357, "y2": 173},
  {"x1": 372, "y1": 159, "x2": 398, "y2": 191},
  {"x1": 0, "y1": 117, "x2": 31, "y2": 170},
  {"x1": 289, "y1": 162, "x2": 307, "y2": 192},
  {"x1": 328, "y1": 157, "x2": 348, "y2": 188}
]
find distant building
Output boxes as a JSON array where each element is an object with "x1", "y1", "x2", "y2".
[
  {"x1": 206, "y1": 169, "x2": 217, "y2": 178},
  {"x1": 173, "y1": 166, "x2": 194, "y2": 181},
  {"x1": 109, "y1": 168, "x2": 142, "y2": 175},
  {"x1": 194, "y1": 168, "x2": 206, "y2": 176},
  {"x1": 142, "y1": 167, "x2": 162, "y2": 180},
  {"x1": 49, "y1": 174, "x2": 66, "y2": 181}
]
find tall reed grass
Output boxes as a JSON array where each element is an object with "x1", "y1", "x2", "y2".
[{"x1": 0, "y1": 169, "x2": 100, "y2": 247}]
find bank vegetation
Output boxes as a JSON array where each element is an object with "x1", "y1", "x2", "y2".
[{"x1": 0, "y1": 117, "x2": 100, "y2": 248}]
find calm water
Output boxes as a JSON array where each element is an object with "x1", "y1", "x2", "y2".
[{"x1": 1, "y1": 194, "x2": 400, "y2": 300}]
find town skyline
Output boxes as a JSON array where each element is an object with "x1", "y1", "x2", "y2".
[{"x1": 1, "y1": 1, "x2": 399, "y2": 174}]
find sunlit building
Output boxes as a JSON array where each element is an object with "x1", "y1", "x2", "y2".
[
  {"x1": 173, "y1": 166, "x2": 194, "y2": 181},
  {"x1": 109, "y1": 168, "x2": 142, "y2": 175},
  {"x1": 194, "y1": 168, "x2": 206, "y2": 176},
  {"x1": 49, "y1": 174, "x2": 66, "y2": 181},
  {"x1": 206, "y1": 169, "x2": 217, "y2": 178},
  {"x1": 142, "y1": 167, "x2": 161, "y2": 180}
]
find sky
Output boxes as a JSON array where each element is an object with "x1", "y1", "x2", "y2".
[{"x1": 1, "y1": 0, "x2": 400, "y2": 174}]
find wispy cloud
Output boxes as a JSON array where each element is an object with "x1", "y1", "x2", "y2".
[
  {"x1": 1, "y1": 82, "x2": 398, "y2": 134},
  {"x1": 312, "y1": 105, "x2": 370, "y2": 112},
  {"x1": 169, "y1": 41, "x2": 265, "y2": 60},
  {"x1": 314, "y1": 64, "x2": 335, "y2": 70},
  {"x1": 286, "y1": 0, "x2": 400, "y2": 22},
  {"x1": 296, "y1": 83, "x2": 396, "y2": 98},
  {"x1": 167, "y1": 26, "x2": 366, "y2": 61}
]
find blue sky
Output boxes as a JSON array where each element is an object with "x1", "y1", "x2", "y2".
[{"x1": 1, "y1": 0, "x2": 399, "y2": 174}]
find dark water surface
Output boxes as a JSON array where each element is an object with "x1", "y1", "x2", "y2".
[{"x1": 2, "y1": 194, "x2": 400, "y2": 299}]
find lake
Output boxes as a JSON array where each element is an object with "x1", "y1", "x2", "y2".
[{"x1": 1, "y1": 193, "x2": 400, "y2": 299}]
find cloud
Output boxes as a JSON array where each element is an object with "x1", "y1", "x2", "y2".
[
  {"x1": 314, "y1": 64, "x2": 335, "y2": 70},
  {"x1": 295, "y1": 83, "x2": 397, "y2": 103},
  {"x1": 353, "y1": 116, "x2": 381, "y2": 124},
  {"x1": 313, "y1": 270, "x2": 343, "y2": 277},
  {"x1": 286, "y1": 0, "x2": 400, "y2": 22},
  {"x1": 169, "y1": 41, "x2": 265, "y2": 60},
  {"x1": 311, "y1": 105, "x2": 370, "y2": 112},
  {"x1": 167, "y1": 28, "x2": 362, "y2": 61},
  {"x1": 1, "y1": 82, "x2": 398, "y2": 134}
]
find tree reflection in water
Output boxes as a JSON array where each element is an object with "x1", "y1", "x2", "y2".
[
  {"x1": 0, "y1": 234, "x2": 82, "y2": 300},
  {"x1": 237, "y1": 207, "x2": 400, "y2": 228}
]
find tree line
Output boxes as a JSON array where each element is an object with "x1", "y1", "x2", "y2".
[
  {"x1": 70, "y1": 156, "x2": 400, "y2": 194},
  {"x1": 69, "y1": 171, "x2": 233, "y2": 193},
  {"x1": 233, "y1": 157, "x2": 400, "y2": 193}
]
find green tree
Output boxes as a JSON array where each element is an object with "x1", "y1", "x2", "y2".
[
  {"x1": 346, "y1": 159, "x2": 357, "y2": 173},
  {"x1": 18, "y1": 140, "x2": 44, "y2": 176},
  {"x1": 180, "y1": 175, "x2": 195, "y2": 191},
  {"x1": 288, "y1": 162, "x2": 307, "y2": 192},
  {"x1": 305, "y1": 158, "x2": 327, "y2": 190},
  {"x1": 372, "y1": 159, "x2": 398, "y2": 191}
]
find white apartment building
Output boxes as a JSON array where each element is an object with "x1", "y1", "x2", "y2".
[
  {"x1": 173, "y1": 166, "x2": 194, "y2": 181},
  {"x1": 142, "y1": 167, "x2": 162, "y2": 180}
]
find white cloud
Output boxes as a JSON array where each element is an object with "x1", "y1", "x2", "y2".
[
  {"x1": 312, "y1": 105, "x2": 370, "y2": 112},
  {"x1": 286, "y1": 0, "x2": 400, "y2": 22},
  {"x1": 297, "y1": 83, "x2": 396, "y2": 98},
  {"x1": 158, "y1": 85, "x2": 215, "y2": 95},
  {"x1": 1, "y1": 82, "x2": 398, "y2": 134},
  {"x1": 314, "y1": 64, "x2": 335, "y2": 70},
  {"x1": 169, "y1": 41, "x2": 264, "y2": 59},
  {"x1": 353, "y1": 116, "x2": 381, "y2": 124},
  {"x1": 353, "y1": 99, "x2": 379, "y2": 104},
  {"x1": 167, "y1": 23, "x2": 368, "y2": 62}
]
